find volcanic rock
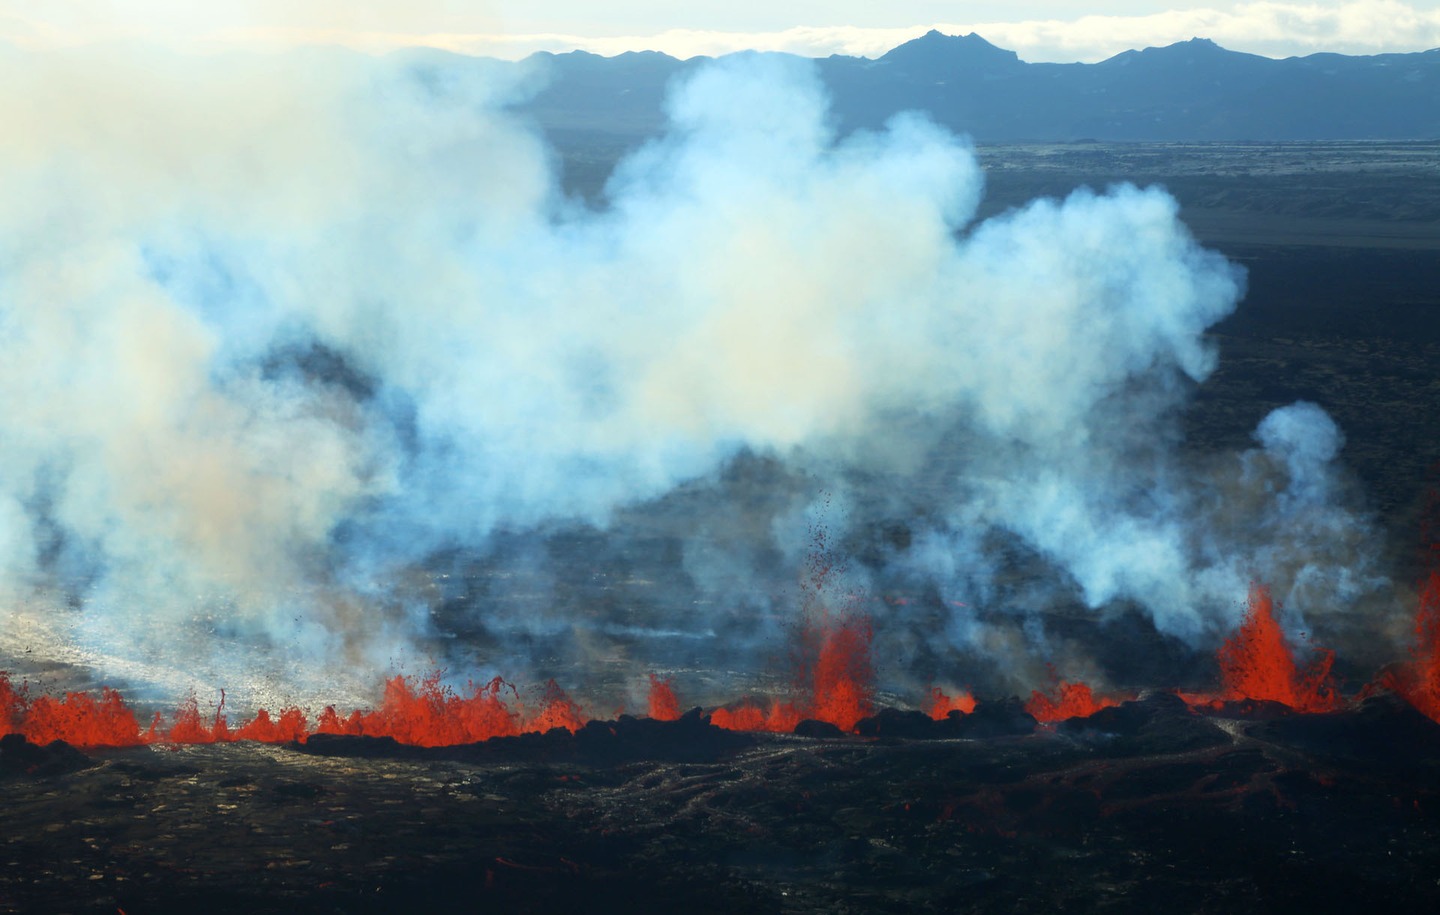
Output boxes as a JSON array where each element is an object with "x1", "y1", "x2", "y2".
[
  {"x1": 0, "y1": 733, "x2": 93, "y2": 778},
  {"x1": 855, "y1": 707, "x2": 947, "y2": 739},
  {"x1": 1058, "y1": 691, "x2": 1231, "y2": 756},
  {"x1": 298, "y1": 708, "x2": 756, "y2": 766},
  {"x1": 1248, "y1": 691, "x2": 1440, "y2": 769},
  {"x1": 9, "y1": 703, "x2": 1440, "y2": 913},
  {"x1": 792, "y1": 718, "x2": 848, "y2": 739},
  {"x1": 1203, "y1": 697, "x2": 1303, "y2": 719},
  {"x1": 947, "y1": 697, "x2": 1038, "y2": 738}
]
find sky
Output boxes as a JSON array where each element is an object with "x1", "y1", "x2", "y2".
[{"x1": 2, "y1": 1, "x2": 1438, "y2": 62}]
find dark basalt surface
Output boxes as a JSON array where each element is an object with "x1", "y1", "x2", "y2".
[
  {"x1": 5, "y1": 695, "x2": 1440, "y2": 914},
  {"x1": 0, "y1": 733, "x2": 95, "y2": 779}
]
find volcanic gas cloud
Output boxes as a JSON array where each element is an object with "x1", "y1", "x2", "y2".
[{"x1": 0, "y1": 43, "x2": 1409, "y2": 727}]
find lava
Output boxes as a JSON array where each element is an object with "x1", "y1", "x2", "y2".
[
  {"x1": 1207, "y1": 583, "x2": 1340, "y2": 712},
  {"x1": 708, "y1": 612, "x2": 876, "y2": 734},
  {"x1": 709, "y1": 698, "x2": 804, "y2": 733},
  {"x1": 14, "y1": 686, "x2": 144, "y2": 748},
  {"x1": 527, "y1": 680, "x2": 588, "y2": 735},
  {"x1": 0, "y1": 671, "x2": 589, "y2": 749},
  {"x1": 164, "y1": 692, "x2": 230, "y2": 744},
  {"x1": 5, "y1": 575, "x2": 1423, "y2": 749},
  {"x1": 806, "y1": 615, "x2": 875, "y2": 732},
  {"x1": 233, "y1": 707, "x2": 310, "y2": 744},
  {"x1": 1025, "y1": 680, "x2": 1121, "y2": 723},
  {"x1": 1377, "y1": 570, "x2": 1440, "y2": 722},
  {"x1": 929, "y1": 687, "x2": 977, "y2": 720},
  {"x1": 339, "y1": 675, "x2": 525, "y2": 746},
  {"x1": 647, "y1": 675, "x2": 681, "y2": 722}
]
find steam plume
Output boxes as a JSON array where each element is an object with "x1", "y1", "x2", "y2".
[{"x1": 0, "y1": 44, "x2": 1383, "y2": 702}]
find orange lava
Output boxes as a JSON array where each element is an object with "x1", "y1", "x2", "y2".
[
  {"x1": 708, "y1": 612, "x2": 875, "y2": 734},
  {"x1": 1209, "y1": 583, "x2": 1340, "y2": 712},
  {"x1": 0, "y1": 671, "x2": 594, "y2": 749},
  {"x1": 709, "y1": 698, "x2": 803, "y2": 733},
  {"x1": 0, "y1": 673, "x2": 22, "y2": 736},
  {"x1": 340, "y1": 674, "x2": 524, "y2": 746},
  {"x1": 713, "y1": 516, "x2": 878, "y2": 734},
  {"x1": 164, "y1": 692, "x2": 230, "y2": 743},
  {"x1": 808, "y1": 615, "x2": 874, "y2": 731},
  {"x1": 929, "y1": 686, "x2": 977, "y2": 720},
  {"x1": 528, "y1": 679, "x2": 587, "y2": 734},
  {"x1": 0, "y1": 673, "x2": 146, "y2": 747},
  {"x1": 1025, "y1": 679, "x2": 1120, "y2": 723},
  {"x1": 1378, "y1": 570, "x2": 1440, "y2": 722},
  {"x1": 234, "y1": 707, "x2": 310, "y2": 743},
  {"x1": 17, "y1": 686, "x2": 144, "y2": 747},
  {"x1": 647, "y1": 675, "x2": 681, "y2": 721}
]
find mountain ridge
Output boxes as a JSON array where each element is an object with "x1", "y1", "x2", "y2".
[{"x1": 520, "y1": 33, "x2": 1440, "y2": 140}]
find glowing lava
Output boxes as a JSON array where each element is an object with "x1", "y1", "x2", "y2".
[
  {"x1": 0, "y1": 671, "x2": 595, "y2": 749},
  {"x1": 1025, "y1": 680, "x2": 1120, "y2": 723},
  {"x1": 929, "y1": 687, "x2": 977, "y2": 720},
  {"x1": 1208, "y1": 583, "x2": 1340, "y2": 712},
  {"x1": 647, "y1": 675, "x2": 681, "y2": 722},
  {"x1": 7, "y1": 681, "x2": 144, "y2": 748},
  {"x1": 806, "y1": 615, "x2": 875, "y2": 732},
  {"x1": 1378, "y1": 570, "x2": 1440, "y2": 722},
  {"x1": 709, "y1": 698, "x2": 803, "y2": 733}
]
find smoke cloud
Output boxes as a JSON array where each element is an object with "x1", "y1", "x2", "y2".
[{"x1": 0, "y1": 43, "x2": 1385, "y2": 703}]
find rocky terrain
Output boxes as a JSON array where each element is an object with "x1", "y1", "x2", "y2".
[{"x1": 5, "y1": 694, "x2": 1440, "y2": 914}]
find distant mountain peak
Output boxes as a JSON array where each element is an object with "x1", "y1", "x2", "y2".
[{"x1": 880, "y1": 29, "x2": 1021, "y2": 69}]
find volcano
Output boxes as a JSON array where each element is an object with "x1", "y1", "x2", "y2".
[
  {"x1": 6, "y1": 571, "x2": 1440, "y2": 913},
  {"x1": 3, "y1": 33, "x2": 1440, "y2": 915}
]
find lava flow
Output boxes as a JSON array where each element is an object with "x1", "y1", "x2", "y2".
[
  {"x1": 929, "y1": 687, "x2": 977, "y2": 720},
  {"x1": 0, "y1": 672, "x2": 590, "y2": 749},
  {"x1": 1376, "y1": 569, "x2": 1440, "y2": 722},
  {"x1": 13, "y1": 573, "x2": 1440, "y2": 749},
  {"x1": 1025, "y1": 680, "x2": 1122, "y2": 723},
  {"x1": 1194, "y1": 582, "x2": 1340, "y2": 712},
  {"x1": 710, "y1": 611, "x2": 876, "y2": 733},
  {"x1": 0, "y1": 678, "x2": 143, "y2": 748},
  {"x1": 647, "y1": 675, "x2": 682, "y2": 722}
]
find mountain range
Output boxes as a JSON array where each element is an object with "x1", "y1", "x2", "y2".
[{"x1": 520, "y1": 31, "x2": 1440, "y2": 141}]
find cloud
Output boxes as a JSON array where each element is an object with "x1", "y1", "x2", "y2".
[{"x1": 4, "y1": 2, "x2": 1439, "y2": 60}]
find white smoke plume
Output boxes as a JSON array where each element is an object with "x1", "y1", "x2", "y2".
[{"x1": 0, "y1": 43, "x2": 1384, "y2": 703}]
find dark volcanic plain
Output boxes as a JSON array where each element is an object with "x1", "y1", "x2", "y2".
[
  {"x1": 6, "y1": 694, "x2": 1440, "y2": 914},
  {"x1": 4, "y1": 142, "x2": 1439, "y2": 913}
]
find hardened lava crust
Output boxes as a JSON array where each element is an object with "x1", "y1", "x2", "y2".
[{"x1": 5, "y1": 693, "x2": 1440, "y2": 915}]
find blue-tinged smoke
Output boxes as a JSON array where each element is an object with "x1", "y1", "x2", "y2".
[{"x1": 0, "y1": 44, "x2": 1385, "y2": 702}]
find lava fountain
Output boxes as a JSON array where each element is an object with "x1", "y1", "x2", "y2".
[{"x1": 1200, "y1": 582, "x2": 1340, "y2": 712}]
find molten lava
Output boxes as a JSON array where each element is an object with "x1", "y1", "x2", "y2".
[
  {"x1": 6, "y1": 575, "x2": 1414, "y2": 749},
  {"x1": 233, "y1": 707, "x2": 309, "y2": 744},
  {"x1": 713, "y1": 515, "x2": 876, "y2": 734},
  {"x1": 528, "y1": 680, "x2": 588, "y2": 734},
  {"x1": 1378, "y1": 570, "x2": 1440, "y2": 722},
  {"x1": 709, "y1": 699, "x2": 803, "y2": 733},
  {"x1": 929, "y1": 687, "x2": 977, "y2": 720},
  {"x1": 16, "y1": 686, "x2": 143, "y2": 747},
  {"x1": 337, "y1": 674, "x2": 526, "y2": 746},
  {"x1": 1, "y1": 674, "x2": 145, "y2": 747},
  {"x1": 647, "y1": 675, "x2": 681, "y2": 721},
  {"x1": 806, "y1": 615, "x2": 874, "y2": 731},
  {"x1": 1025, "y1": 680, "x2": 1120, "y2": 723},
  {"x1": 707, "y1": 610, "x2": 875, "y2": 734},
  {"x1": 1209, "y1": 583, "x2": 1340, "y2": 712},
  {"x1": 0, "y1": 671, "x2": 595, "y2": 749},
  {"x1": 164, "y1": 692, "x2": 230, "y2": 744}
]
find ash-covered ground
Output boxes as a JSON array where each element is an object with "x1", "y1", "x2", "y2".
[{"x1": 5, "y1": 694, "x2": 1440, "y2": 914}]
